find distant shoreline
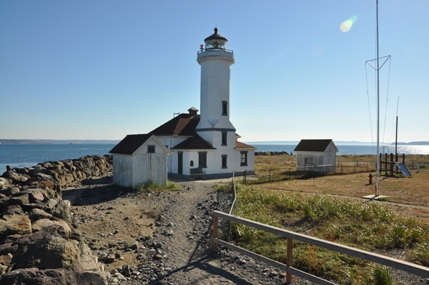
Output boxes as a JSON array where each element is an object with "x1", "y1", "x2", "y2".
[
  {"x1": 0, "y1": 139, "x2": 428, "y2": 146},
  {"x1": 0, "y1": 139, "x2": 119, "y2": 145}
]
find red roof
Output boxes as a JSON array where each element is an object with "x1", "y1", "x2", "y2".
[
  {"x1": 235, "y1": 141, "x2": 256, "y2": 149},
  {"x1": 149, "y1": 113, "x2": 200, "y2": 136}
]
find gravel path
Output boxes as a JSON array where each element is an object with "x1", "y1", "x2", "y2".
[{"x1": 65, "y1": 178, "x2": 428, "y2": 285}]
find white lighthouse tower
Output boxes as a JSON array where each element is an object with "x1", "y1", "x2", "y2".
[{"x1": 196, "y1": 28, "x2": 235, "y2": 148}]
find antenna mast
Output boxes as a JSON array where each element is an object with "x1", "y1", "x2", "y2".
[{"x1": 365, "y1": 0, "x2": 391, "y2": 197}]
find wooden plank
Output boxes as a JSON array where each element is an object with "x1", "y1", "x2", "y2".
[
  {"x1": 213, "y1": 238, "x2": 337, "y2": 285},
  {"x1": 212, "y1": 215, "x2": 218, "y2": 250},
  {"x1": 212, "y1": 210, "x2": 429, "y2": 277},
  {"x1": 286, "y1": 238, "x2": 293, "y2": 284}
]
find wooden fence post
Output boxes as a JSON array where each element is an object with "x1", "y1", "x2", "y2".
[
  {"x1": 286, "y1": 238, "x2": 293, "y2": 284},
  {"x1": 213, "y1": 215, "x2": 218, "y2": 250}
]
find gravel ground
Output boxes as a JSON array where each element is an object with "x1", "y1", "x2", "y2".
[{"x1": 63, "y1": 177, "x2": 429, "y2": 285}]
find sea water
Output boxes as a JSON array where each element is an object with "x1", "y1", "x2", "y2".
[
  {"x1": 1, "y1": 143, "x2": 428, "y2": 174},
  {"x1": 0, "y1": 144, "x2": 115, "y2": 174}
]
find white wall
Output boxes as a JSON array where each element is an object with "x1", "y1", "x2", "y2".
[
  {"x1": 112, "y1": 137, "x2": 169, "y2": 188},
  {"x1": 296, "y1": 148, "x2": 336, "y2": 173},
  {"x1": 112, "y1": 154, "x2": 134, "y2": 187}
]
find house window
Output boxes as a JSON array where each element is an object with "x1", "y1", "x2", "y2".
[
  {"x1": 147, "y1": 145, "x2": 155, "y2": 153},
  {"x1": 240, "y1": 151, "x2": 248, "y2": 166},
  {"x1": 221, "y1": 131, "x2": 227, "y2": 146},
  {"x1": 304, "y1": 157, "x2": 313, "y2": 165},
  {"x1": 221, "y1": 155, "x2": 227, "y2": 168},
  {"x1": 190, "y1": 160, "x2": 194, "y2": 167},
  {"x1": 198, "y1": 152, "x2": 207, "y2": 168},
  {"x1": 222, "y1": 101, "x2": 228, "y2": 116}
]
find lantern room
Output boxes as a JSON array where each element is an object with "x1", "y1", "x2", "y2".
[{"x1": 203, "y1": 27, "x2": 228, "y2": 50}]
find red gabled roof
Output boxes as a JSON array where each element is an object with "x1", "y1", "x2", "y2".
[
  {"x1": 109, "y1": 134, "x2": 151, "y2": 155},
  {"x1": 235, "y1": 141, "x2": 256, "y2": 149},
  {"x1": 149, "y1": 113, "x2": 200, "y2": 136},
  {"x1": 172, "y1": 134, "x2": 215, "y2": 150},
  {"x1": 294, "y1": 139, "x2": 335, "y2": 152}
]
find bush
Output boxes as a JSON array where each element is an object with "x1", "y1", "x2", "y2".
[{"x1": 137, "y1": 180, "x2": 179, "y2": 192}]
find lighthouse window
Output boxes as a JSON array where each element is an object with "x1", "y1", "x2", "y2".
[
  {"x1": 221, "y1": 132, "x2": 227, "y2": 146},
  {"x1": 240, "y1": 151, "x2": 248, "y2": 166},
  {"x1": 222, "y1": 101, "x2": 228, "y2": 116},
  {"x1": 221, "y1": 155, "x2": 227, "y2": 169}
]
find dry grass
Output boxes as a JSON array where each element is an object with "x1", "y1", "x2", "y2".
[{"x1": 254, "y1": 154, "x2": 429, "y2": 224}]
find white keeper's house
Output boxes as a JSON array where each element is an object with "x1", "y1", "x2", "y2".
[{"x1": 110, "y1": 28, "x2": 255, "y2": 183}]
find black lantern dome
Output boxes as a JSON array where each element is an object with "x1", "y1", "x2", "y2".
[{"x1": 204, "y1": 28, "x2": 228, "y2": 49}]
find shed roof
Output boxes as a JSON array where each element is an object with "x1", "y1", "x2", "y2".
[
  {"x1": 109, "y1": 134, "x2": 152, "y2": 155},
  {"x1": 294, "y1": 139, "x2": 336, "y2": 152}
]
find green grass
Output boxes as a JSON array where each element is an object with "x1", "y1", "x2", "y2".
[
  {"x1": 136, "y1": 180, "x2": 180, "y2": 192},
  {"x1": 229, "y1": 183, "x2": 429, "y2": 284}
]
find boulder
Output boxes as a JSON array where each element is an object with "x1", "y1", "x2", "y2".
[
  {"x1": 0, "y1": 268, "x2": 109, "y2": 285},
  {"x1": 51, "y1": 200, "x2": 71, "y2": 223},
  {"x1": 0, "y1": 213, "x2": 32, "y2": 240},
  {"x1": 0, "y1": 177, "x2": 11, "y2": 190},
  {"x1": 11, "y1": 225, "x2": 80, "y2": 270},
  {"x1": 32, "y1": 219, "x2": 72, "y2": 236}
]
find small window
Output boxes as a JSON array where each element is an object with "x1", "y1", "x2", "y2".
[
  {"x1": 147, "y1": 145, "x2": 155, "y2": 153},
  {"x1": 198, "y1": 152, "x2": 207, "y2": 168},
  {"x1": 190, "y1": 160, "x2": 194, "y2": 167},
  {"x1": 221, "y1": 155, "x2": 227, "y2": 169},
  {"x1": 165, "y1": 145, "x2": 169, "y2": 149},
  {"x1": 222, "y1": 101, "x2": 228, "y2": 116},
  {"x1": 304, "y1": 157, "x2": 313, "y2": 165},
  {"x1": 240, "y1": 151, "x2": 248, "y2": 166},
  {"x1": 221, "y1": 131, "x2": 227, "y2": 146}
]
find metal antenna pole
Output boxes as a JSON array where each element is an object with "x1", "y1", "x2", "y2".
[
  {"x1": 365, "y1": 0, "x2": 390, "y2": 198},
  {"x1": 376, "y1": 0, "x2": 380, "y2": 196}
]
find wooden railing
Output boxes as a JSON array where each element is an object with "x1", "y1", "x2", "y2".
[{"x1": 212, "y1": 210, "x2": 429, "y2": 284}]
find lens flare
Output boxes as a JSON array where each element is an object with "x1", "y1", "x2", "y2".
[{"x1": 340, "y1": 15, "x2": 358, "y2": 33}]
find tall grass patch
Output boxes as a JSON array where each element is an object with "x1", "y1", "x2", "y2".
[
  {"x1": 137, "y1": 180, "x2": 180, "y2": 193},
  {"x1": 230, "y1": 184, "x2": 429, "y2": 284}
]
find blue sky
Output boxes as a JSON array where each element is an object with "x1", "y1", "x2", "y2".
[{"x1": 1, "y1": 0, "x2": 428, "y2": 143}]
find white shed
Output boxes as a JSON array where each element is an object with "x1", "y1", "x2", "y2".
[
  {"x1": 294, "y1": 139, "x2": 338, "y2": 173},
  {"x1": 109, "y1": 134, "x2": 171, "y2": 188}
]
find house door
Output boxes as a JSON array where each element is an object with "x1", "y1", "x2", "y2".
[{"x1": 178, "y1": 152, "x2": 183, "y2": 175}]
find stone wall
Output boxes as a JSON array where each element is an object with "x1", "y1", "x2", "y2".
[{"x1": 0, "y1": 155, "x2": 113, "y2": 285}]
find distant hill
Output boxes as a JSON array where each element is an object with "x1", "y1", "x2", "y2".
[
  {"x1": 392, "y1": 141, "x2": 429, "y2": 146},
  {"x1": 0, "y1": 139, "x2": 119, "y2": 145}
]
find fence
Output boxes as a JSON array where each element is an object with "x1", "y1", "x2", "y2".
[
  {"x1": 257, "y1": 160, "x2": 429, "y2": 181},
  {"x1": 212, "y1": 210, "x2": 429, "y2": 284}
]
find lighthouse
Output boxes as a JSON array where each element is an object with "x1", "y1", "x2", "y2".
[{"x1": 196, "y1": 28, "x2": 235, "y2": 149}]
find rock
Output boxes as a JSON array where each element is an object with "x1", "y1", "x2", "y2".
[
  {"x1": 28, "y1": 208, "x2": 53, "y2": 221},
  {"x1": 11, "y1": 226, "x2": 81, "y2": 270},
  {"x1": 0, "y1": 268, "x2": 109, "y2": 285},
  {"x1": 103, "y1": 254, "x2": 115, "y2": 264},
  {"x1": 32, "y1": 219, "x2": 72, "y2": 236},
  {"x1": 51, "y1": 200, "x2": 71, "y2": 223},
  {"x1": 0, "y1": 177, "x2": 11, "y2": 190},
  {"x1": 0, "y1": 213, "x2": 32, "y2": 240}
]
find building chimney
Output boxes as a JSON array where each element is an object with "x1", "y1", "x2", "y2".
[{"x1": 188, "y1": 107, "x2": 198, "y2": 116}]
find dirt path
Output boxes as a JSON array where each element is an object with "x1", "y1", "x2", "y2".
[{"x1": 63, "y1": 179, "x2": 299, "y2": 285}]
